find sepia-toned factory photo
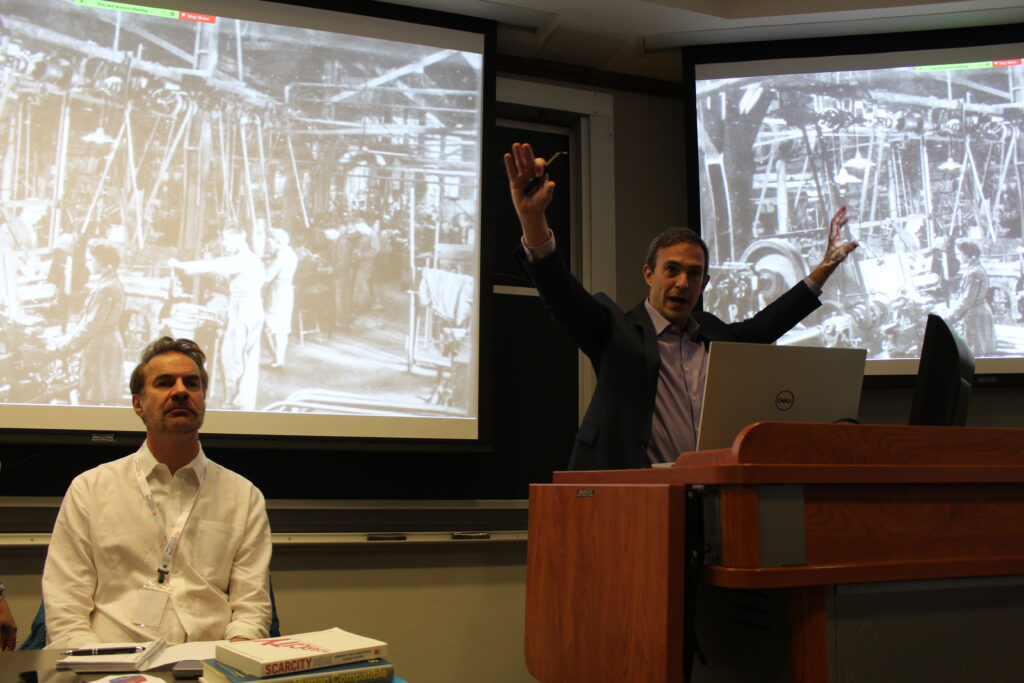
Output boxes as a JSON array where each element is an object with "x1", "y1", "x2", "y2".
[{"x1": 0, "y1": 0, "x2": 483, "y2": 422}]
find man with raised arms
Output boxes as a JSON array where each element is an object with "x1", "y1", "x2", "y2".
[
  {"x1": 504, "y1": 142, "x2": 859, "y2": 470},
  {"x1": 43, "y1": 337, "x2": 271, "y2": 648}
]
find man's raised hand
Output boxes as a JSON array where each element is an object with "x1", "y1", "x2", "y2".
[{"x1": 504, "y1": 142, "x2": 555, "y2": 247}]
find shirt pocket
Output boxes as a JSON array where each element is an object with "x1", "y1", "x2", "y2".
[{"x1": 190, "y1": 519, "x2": 236, "y2": 584}]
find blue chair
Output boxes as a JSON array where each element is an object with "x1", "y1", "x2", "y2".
[
  {"x1": 19, "y1": 580, "x2": 281, "y2": 649},
  {"x1": 18, "y1": 602, "x2": 46, "y2": 650}
]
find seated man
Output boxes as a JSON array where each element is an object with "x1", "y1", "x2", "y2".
[{"x1": 43, "y1": 337, "x2": 271, "y2": 648}]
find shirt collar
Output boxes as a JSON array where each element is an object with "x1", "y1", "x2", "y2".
[
  {"x1": 138, "y1": 440, "x2": 207, "y2": 481},
  {"x1": 644, "y1": 299, "x2": 701, "y2": 340}
]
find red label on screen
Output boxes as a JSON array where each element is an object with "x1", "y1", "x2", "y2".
[
  {"x1": 994, "y1": 59, "x2": 1022, "y2": 67},
  {"x1": 180, "y1": 11, "x2": 216, "y2": 23}
]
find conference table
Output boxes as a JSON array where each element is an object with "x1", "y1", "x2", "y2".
[
  {"x1": 1, "y1": 649, "x2": 410, "y2": 682},
  {"x1": 525, "y1": 422, "x2": 1024, "y2": 682},
  {"x1": 1, "y1": 649, "x2": 144, "y2": 681}
]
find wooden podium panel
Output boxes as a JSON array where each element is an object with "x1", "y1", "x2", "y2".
[
  {"x1": 525, "y1": 483, "x2": 687, "y2": 682},
  {"x1": 526, "y1": 423, "x2": 1024, "y2": 683},
  {"x1": 802, "y1": 483, "x2": 1024, "y2": 565}
]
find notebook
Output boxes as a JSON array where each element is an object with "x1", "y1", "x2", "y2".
[
  {"x1": 695, "y1": 342, "x2": 867, "y2": 451},
  {"x1": 55, "y1": 639, "x2": 220, "y2": 673}
]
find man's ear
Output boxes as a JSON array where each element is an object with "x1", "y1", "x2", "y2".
[
  {"x1": 642, "y1": 263, "x2": 654, "y2": 286},
  {"x1": 700, "y1": 273, "x2": 710, "y2": 294},
  {"x1": 132, "y1": 395, "x2": 144, "y2": 418}
]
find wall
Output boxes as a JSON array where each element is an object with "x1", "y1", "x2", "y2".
[
  {"x1": 861, "y1": 382, "x2": 1024, "y2": 428},
  {"x1": 270, "y1": 544, "x2": 531, "y2": 683},
  {"x1": 611, "y1": 92, "x2": 689, "y2": 306},
  {"x1": 491, "y1": 75, "x2": 689, "y2": 307}
]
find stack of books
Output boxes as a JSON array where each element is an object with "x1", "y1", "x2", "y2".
[{"x1": 201, "y1": 628, "x2": 393, "y2": 683}]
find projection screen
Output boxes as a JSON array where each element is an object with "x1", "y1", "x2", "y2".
[
  {"x1": 0, "y1": 0, "x2": 485, "y2": 438},
  {"x1": 694, "y1": 41, "x2": 1024, "y2": 376}
]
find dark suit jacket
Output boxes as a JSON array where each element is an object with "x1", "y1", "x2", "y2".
[{"x1": 521, "y1": 249, "x2": 822, "y2": 470}]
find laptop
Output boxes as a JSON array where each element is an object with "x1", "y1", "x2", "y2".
[{"x1": 695, "y1": 342, "x2": 867, "y2": 451}]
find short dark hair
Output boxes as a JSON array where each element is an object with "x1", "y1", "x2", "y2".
[
  {"x1": 956, "y1": 239, "x2": 981, "y2": 259},
  {"x1": 644, "y1": 227, "x2": 709, "y2": 275},
  {"x1": 87, "y1": 239, "x2": 120, "y2": 269},
  {"x1": 129, "y1": 337, "x2": 208, "y2": 395}
]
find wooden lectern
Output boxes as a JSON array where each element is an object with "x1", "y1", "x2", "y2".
[{"x1": 524, "y1": 422, "x2": 1024, "y2": 682}]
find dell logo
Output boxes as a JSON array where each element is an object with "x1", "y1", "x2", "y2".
[{"x1": 775, "y1": 390, "x2": 795, "y2": 411}]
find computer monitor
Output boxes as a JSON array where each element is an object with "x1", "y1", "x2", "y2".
[{"x1": 908, "y1": 314, "x2": 975, "y2": 426}]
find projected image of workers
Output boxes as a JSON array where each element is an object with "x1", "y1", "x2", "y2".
[
  {"x1": 0, "y1": 200, "x2": 49, "y2": 319},
  {"x1": 170, "y1": 226, "x2": 265, "y2": 411},
  {"x1": 264, "y1": 228, "x2": 298, "y2": 369},
  {"x1": 697, "y1": 59, "x2": 1024, "y2": 360},
  {"x1": 47, "y1": 240, "x2": 126, "y2": 406},
  {"x1": 0, "y1": 0, "x2": 483, "y2": 433},
  {"x1": 328, "y1": 211, "x2": 379, "y2": 333},
  {"x1": 946, "y1": 240, "x2": 997, "y2": 356}
]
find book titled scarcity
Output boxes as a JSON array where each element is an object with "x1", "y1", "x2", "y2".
[
  {"x1": 215, "y1": 628, "x2": 388, "y2": 679},
  {"x1": 202, "y1": 657, "x2": 394, "y2": 683}
]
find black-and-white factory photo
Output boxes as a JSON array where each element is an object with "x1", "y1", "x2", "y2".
[
  {"x1": 697, "y1": 56, "x2": 1024, "y2": 361},
  {"x1": 0, "y1": 0, "x2": 483, "y2": 420}
]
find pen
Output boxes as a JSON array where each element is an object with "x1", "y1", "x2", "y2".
[{"x1": 61, "y1": 646, "x2": 146, "y2": 656}]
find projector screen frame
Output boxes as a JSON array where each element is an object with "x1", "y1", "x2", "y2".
[
  {"x1": 0, "y1": 0, "x2": 540, "y2": 503},
  {"x1": 682, "y1": 22, "x2": 1024, "y2": 387},
  {"x1": 0, "y1": 0, "x2": 496, "y2": 438}
]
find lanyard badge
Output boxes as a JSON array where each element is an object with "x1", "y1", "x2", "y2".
[
  {"x1": 133, "y1": 454, "x2": 206, "y2": 586},
  {"x1": 131, "y1": 453, "x2": 206, "y2": 627}
]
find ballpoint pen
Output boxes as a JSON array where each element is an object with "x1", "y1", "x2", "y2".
[{"x1": 61, "y1": 645, "x2": 146, "y2": 656}]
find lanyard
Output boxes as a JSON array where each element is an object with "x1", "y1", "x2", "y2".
[{"x1": 134, "y1": 453, "x2": 206, "y2": 585}]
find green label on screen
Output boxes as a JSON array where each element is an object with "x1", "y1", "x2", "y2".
[
  {"x1": 74, "y1": 0, "x2": 179, "y2": 19},
  {"x1": 916, "y1": 61, "x2": 994, "y2": 73}
]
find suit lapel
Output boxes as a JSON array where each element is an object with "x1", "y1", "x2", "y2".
[{"x1": 628, "y1": 301, "x2": 661, "y2": 399}]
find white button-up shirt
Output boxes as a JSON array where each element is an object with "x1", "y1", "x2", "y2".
[{"x1": 43, "y1": 443, "x2": 272, "y2": 648}]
